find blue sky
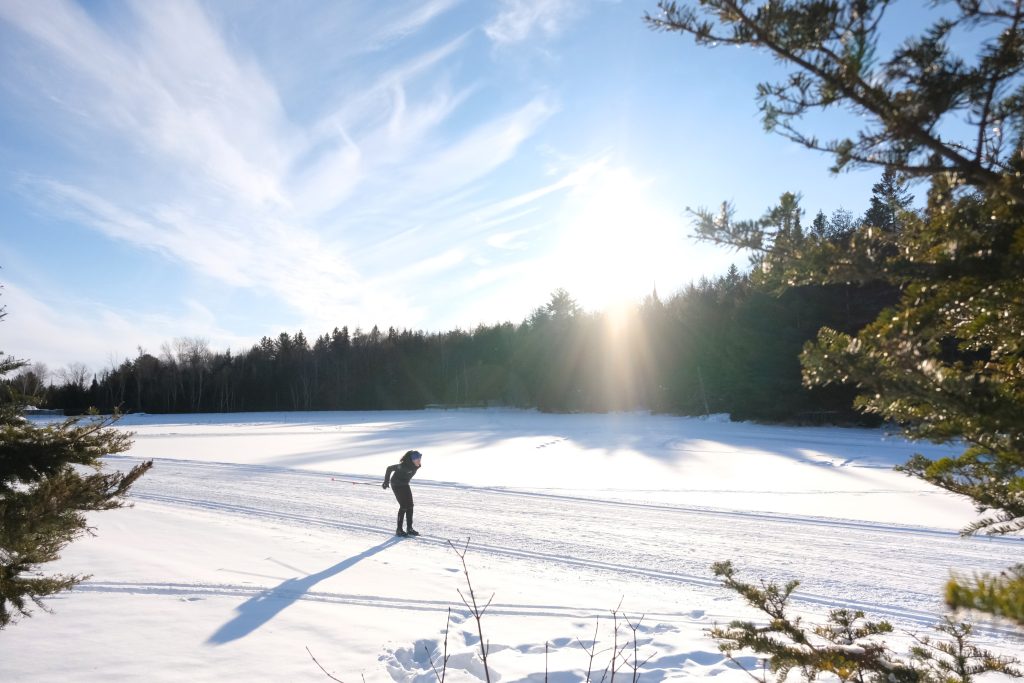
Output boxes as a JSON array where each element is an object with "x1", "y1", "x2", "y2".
[{"x1": 0, "y1": 0, "x2": 887, "y2": 371}]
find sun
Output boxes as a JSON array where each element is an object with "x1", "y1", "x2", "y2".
[{"x1": 552, "y1": 166, "x2": 684, "y2": 313}]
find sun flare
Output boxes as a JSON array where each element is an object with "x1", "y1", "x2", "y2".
[{"x1": 552, "y1": 166, "x2": 685, "y2": 313}]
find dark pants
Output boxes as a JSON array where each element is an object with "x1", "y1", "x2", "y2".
[{"x1": 392, "y1": 483, "x2": 414, "y2": 531}]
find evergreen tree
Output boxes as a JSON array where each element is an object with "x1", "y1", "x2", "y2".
[
  {"x1": 649, "y1": 0, "x2": 1024, "y2": 623},
  {"x1": 863, "y1": 169, "x2": 914, "y2": 233},
  {"x1": 529, "y1": 288, "x2": 580, "y2": 325},
  {"x1": 0, "y1": 290, "x2": 151, "y2": 628},
  {"x1": 810, "y1": 210, "x2": 829, "y2": 239},
  {"x1": 827, "y1": 208, "x2": 857, "y2": 241}
]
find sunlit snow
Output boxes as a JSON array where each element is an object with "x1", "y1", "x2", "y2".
[{"x1": 4, "y1": 410, "x2": 1020, "y2": 682}]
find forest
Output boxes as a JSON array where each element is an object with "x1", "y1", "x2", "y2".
[{"x1": 11, "y1": 173, "x2": 910, "y2": 423}]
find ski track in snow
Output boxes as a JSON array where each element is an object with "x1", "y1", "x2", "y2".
[
  {"x1": 71, "y1": 580, "x2": 701, "y2": 622},
  {"x1": 113, "y1": 456, "x2": 1022, "y2": 639}
]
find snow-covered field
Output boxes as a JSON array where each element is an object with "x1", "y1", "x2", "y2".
[{"x1": 4, "y1": 409, "x2": 1022, "y2": 681}]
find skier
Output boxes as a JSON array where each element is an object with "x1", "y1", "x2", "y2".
[{"x1": 383, "y1": 450, "x2": 422, "y2": 537}]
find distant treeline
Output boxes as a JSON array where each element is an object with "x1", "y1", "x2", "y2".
[
  {"x1": 33, "y1": 276, "x2": 891, "y2": 421},
  {"x1": 16, "y1": 174, "x2": 910, "y2": 423}
]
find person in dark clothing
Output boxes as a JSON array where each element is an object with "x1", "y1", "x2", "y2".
[{"x1": 383, "y1": 450, "x2": 422, "y2": 537}]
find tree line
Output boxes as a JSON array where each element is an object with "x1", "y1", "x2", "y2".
[{"x1": 10, "y1": 174, "x2": 910, "y2": 423}]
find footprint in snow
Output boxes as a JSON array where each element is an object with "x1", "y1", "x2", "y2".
[
  {"x1": 638, "y1": 622, "x2": 678, "y2": 635},
  {"x1": 646, "y1": 650, "x2": 724, "y2": 668}
]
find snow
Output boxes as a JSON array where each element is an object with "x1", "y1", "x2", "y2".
[{"x1": 2, "y1": 409, "x2": 1021, "y2": 681}]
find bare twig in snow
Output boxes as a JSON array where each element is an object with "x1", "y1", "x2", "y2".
[
  {"x1": 448, "y1": 538, "x2": 493, "y2": 683},
  {"x1": 578, "y1": 617, "x2": 600, "y2": 682},
  {"x1": 427, "y1": 607, "x2": 452, "y2": 683},
  {"x1": 307, "y1": 646, "x2": 345, "y2": 682},
  {"x1": 625, "y1": 613, "x2": 655, "y2": 682}
]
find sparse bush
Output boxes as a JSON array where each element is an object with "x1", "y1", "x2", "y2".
[{"x1": 709, "y1": 560, "x2": 1021, "y2": 682}]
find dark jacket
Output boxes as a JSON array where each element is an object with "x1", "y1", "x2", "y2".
[{"x1": 384, "y1": 455, "x2": 419, "y2": 487}]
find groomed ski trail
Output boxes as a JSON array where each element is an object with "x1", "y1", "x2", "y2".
[{"x1": 116, "y1": 456, "x2": 1021, "y2": 633}]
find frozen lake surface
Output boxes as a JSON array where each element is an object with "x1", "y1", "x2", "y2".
[{"x1": 4, "y1": 410, "x2": 1020, "y2": 681}]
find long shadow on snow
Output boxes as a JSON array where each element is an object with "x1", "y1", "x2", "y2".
[
  {"x1": 206, "y1": 536, "x2": 402, "y2": 645},
  {"x1": 263, "y1": 411, "x2": 942, "y2": 480},
  {"x1": 261, "y1": 411, "x2": 660, "y2": 469}
]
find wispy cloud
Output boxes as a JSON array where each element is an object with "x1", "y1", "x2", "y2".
[
  {"x1": 486, "y1": 227, "x2": 535, "y2": 250},
  {"x1": 367, "y1": 0, "x2": 464, "y2": 49},
  {"x1": 0, "y1": 0, "x2": 569, "y2": 345},
  {"x1": 0, "y1": 281, "x2": 253, "y2": 371},
  {"x1": 388, "y1": 248, "x2": 468, "y2": 284},
  {"x1": 397, "y1": 97, "x2": 555, "y2": 202},
  {"x1": 0, "y1": 0, "x2": 292, "y2": 206},
  {"x1": 485, "y1": 0, "x2": 582, "y2": 45}
]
